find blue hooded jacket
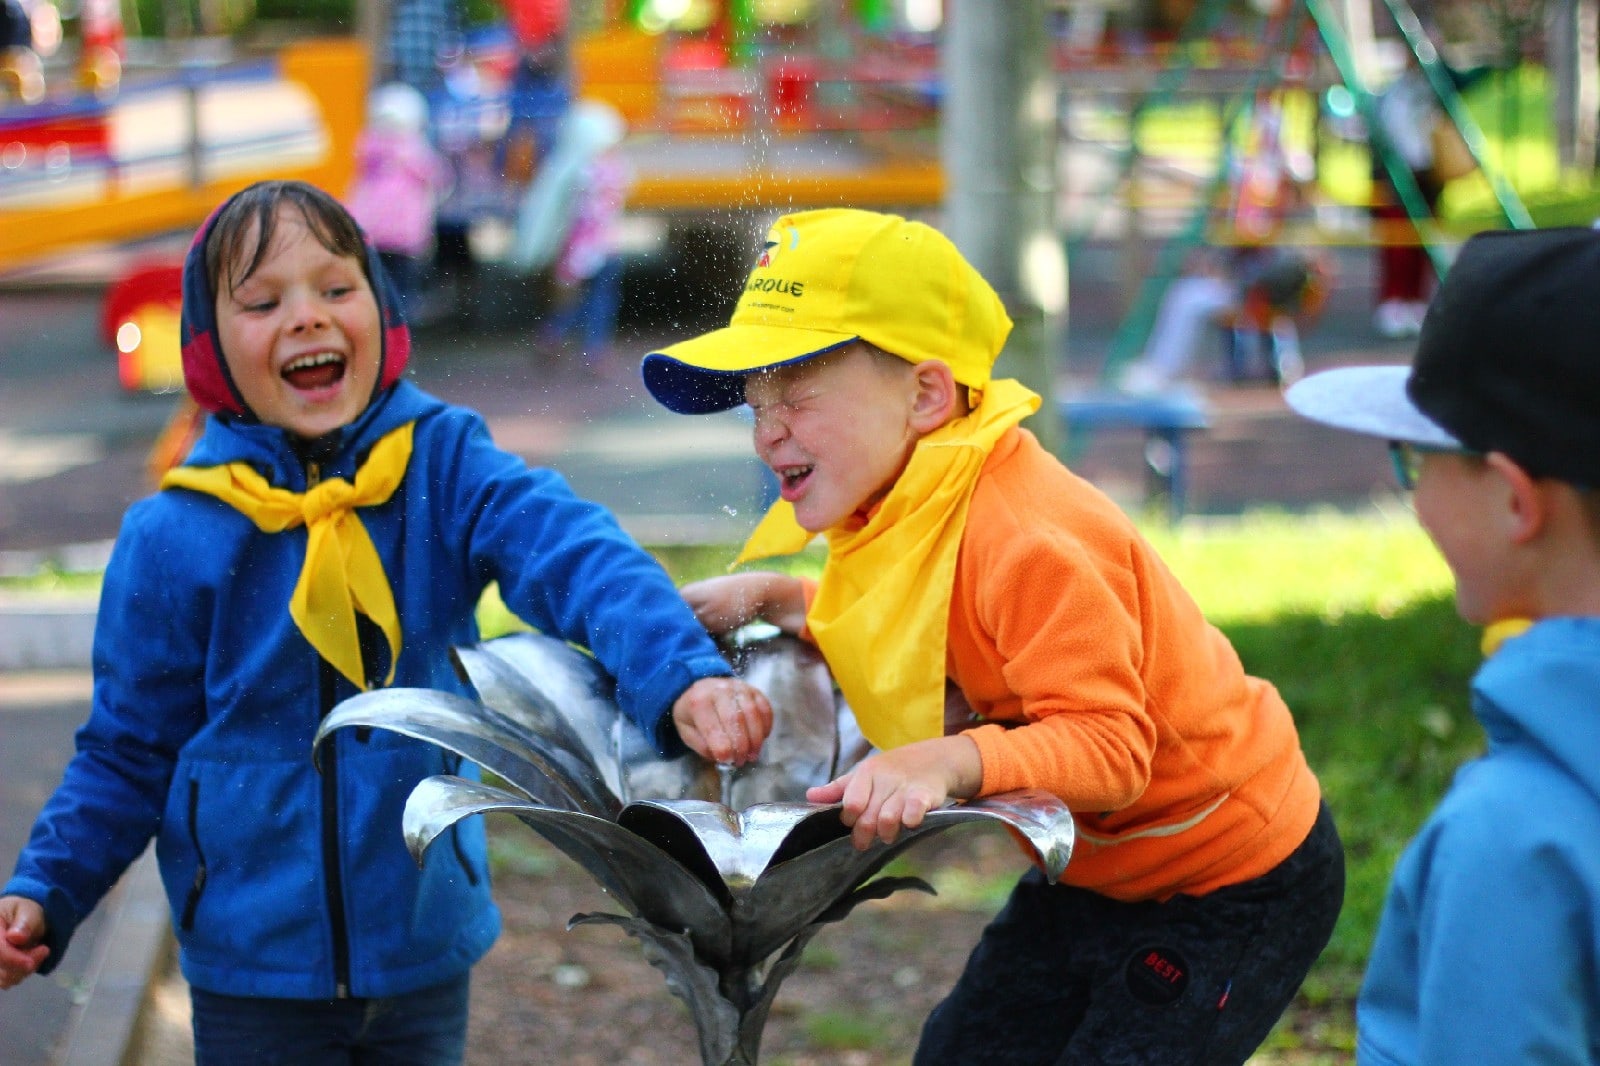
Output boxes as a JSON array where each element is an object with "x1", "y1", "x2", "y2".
[
  {"x1": 1357, "y1": 618, "x2": 1600, "y2": 1064},
  {"x1": 3, "y1": 187, "x2": 734, "y2": 999}
]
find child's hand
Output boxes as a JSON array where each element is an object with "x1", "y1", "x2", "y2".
[
  {"x1": 680, "y1": 572, "x2": 806, "y2": 635},
  {"x1": 672, "y1": 677, "x2": 774, "y2": 766},
  {"x1": 0, "y1": 896, "x2": 49, "y2": 990},
  {"x1": 806, "y1": 736, "x2": 984, "y2": 850}
]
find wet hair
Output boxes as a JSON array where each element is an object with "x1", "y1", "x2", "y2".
[{"x1": 205, "y1": 180, "x2": 370, "y2": 297}]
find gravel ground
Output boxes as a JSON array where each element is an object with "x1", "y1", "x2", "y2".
[{"x1": 130, "y1": 826, "x2": 1352, "y2": 1065}]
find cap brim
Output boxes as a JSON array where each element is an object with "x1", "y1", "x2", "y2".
[
  {"x1": 1284, "y1": 365, "x2": 1462, "y2": 448},
  {"x1": 642, "y1": 323, "x2": 859, "y2": 414}
]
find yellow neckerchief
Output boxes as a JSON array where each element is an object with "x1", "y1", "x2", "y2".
[
  {"x1": 1481, "y1": 617, "x2": 1533, "y2": 657},
  {"x1": 160, "y1": 422, "x2": 414, "y2": 690},
  {"x1": 734, "y1": 378, "x2": 1041, "y2": 750}
]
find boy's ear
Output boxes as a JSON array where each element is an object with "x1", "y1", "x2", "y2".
[
  {"x1": 1487, "y1": 452, "x2": 1546, "y2": 545},
  {"x1": 907, "y1": 360, "x2": 959, "y2": 434}
]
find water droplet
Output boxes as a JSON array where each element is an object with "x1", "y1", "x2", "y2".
[
  {"x1": 722, "y1": 505, "x2": 739, "y2": 517},
  {"x1": 551, "y1": 963, "x2": 591, "y2": 990}
]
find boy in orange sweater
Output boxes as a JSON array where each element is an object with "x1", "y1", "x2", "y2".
[{"x1": 641, "y1": 208, "x2": 1344, "y2": 1064}]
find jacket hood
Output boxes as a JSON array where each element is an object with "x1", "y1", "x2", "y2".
[
  {"x1": 179, "y1": 196, "x2": 411, "y2": 418},
  {"x1": 1473, "y1": 617, "x2": 1600, "y2": 801}
]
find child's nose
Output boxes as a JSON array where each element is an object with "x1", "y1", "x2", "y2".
[
  {"x1": 285, "y1": 292, "x2": 330, "y2": 331},
  {"x1": 751, "y1": 409, "x2": 788, "y2": 450}
]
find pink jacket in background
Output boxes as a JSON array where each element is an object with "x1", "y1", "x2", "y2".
[{"x1": 346, "y1": 128, "x2": 451, "y2": 259}]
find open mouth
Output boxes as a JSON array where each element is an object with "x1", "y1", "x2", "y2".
[
  {"x1": 282, "y1": 351, "x2": 347, "y2": 391},
  {"x1": 776, "y1": 464, "x2": 813, "y2": 500}
]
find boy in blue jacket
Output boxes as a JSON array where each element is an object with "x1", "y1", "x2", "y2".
[
  {"x1": 0, "y1": 180, "x2": 771, "y2": 1063},
  {"x1": 1286, "y1": 226, "x2": 1600, "y2": 1064}
]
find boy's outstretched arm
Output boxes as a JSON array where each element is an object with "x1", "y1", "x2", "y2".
[
  {"x1": 672, "y1": 676, "x2": 774, "y2": 766},
  {"x1": 680, "y1": 572, "x2": 807, "y2": 636},
  {"x1": 807, "y1": 736, "x2": 984, "y2": 850},
  {"x1": 0, "y1": 896, "x2": 49, "y2": 990}
]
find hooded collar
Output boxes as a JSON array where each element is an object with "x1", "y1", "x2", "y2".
[
  {"x1": 1473, "y1": 617, "x2": 1600, "y2": 803},
  {"x1": 182, "y1": 379, "x2": 443, "y2": 489}
]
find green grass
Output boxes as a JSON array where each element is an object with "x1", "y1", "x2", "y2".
[
  {"x1": 0, "y1": 565, "x2": 103, "y2": 596},
  {"x1": 1142, "y1": 508, "x2": 1477, "y2": 990}
]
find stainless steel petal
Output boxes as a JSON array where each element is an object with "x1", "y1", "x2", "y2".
[
  {"x1": 731, "y1": 790, "x2": 1076, "y2": 963},
  {"x1": 941, "y1": 788, "x2": 1077, "y2": 881},
  {"x1": 568, "y1": 913, "x2": 742, "y2": 1066},
  {"x1": 721, "y1": 634, "x2": 843, "y2": 807},
  {"x1": 312, "y1": 687, "x2": 610, "y2": 815},
  {"x1": 459, "y1": 633, "x2": 720, "y2": 805},
  {"x1": 621, "y1": 800, "x2": 826, "y2": 892},
  {"x1": 453, "y1": 638, "x2": 625, "y2": 807},
  {"x1": 403, "y1": 775, "x2": 735, "y2": 963}
]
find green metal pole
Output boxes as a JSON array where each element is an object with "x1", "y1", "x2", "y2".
[
  {"x1": 1378, "y1": 0, "x2": 1533, "y2": 230},
  {"x1": 1099, "y1": 1, "x2": 1307, "y2": 381},
  {"x1": 1302, "y1": 0, "x2": 1453, "y2": 276}
]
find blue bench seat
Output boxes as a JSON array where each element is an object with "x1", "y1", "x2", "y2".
[{"x1": 1058, "y1": 389, "x2": 1211, "y2": 518}]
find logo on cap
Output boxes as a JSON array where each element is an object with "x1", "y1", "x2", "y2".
[{"x1": 754, "y1": 225, "x2": 800, "y2": 270}]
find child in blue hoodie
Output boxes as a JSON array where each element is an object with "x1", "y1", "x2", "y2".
[
  {"x1": 0, "y1": 180, "x2": 771, "y2": 1063},
  {"x1": 1286, "y1": 226, "x2": 1600, "y2": 1065}
]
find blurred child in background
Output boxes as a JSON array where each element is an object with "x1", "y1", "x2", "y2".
[
  {"x1": 542, "y1": 100, "x2": 632, "y2": 372},
  {"x1": 346, "y1": 82, "x2": 451, "y2": 321}
]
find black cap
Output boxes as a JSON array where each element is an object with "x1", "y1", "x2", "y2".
[{"x1": 1406, "y1": 227, "x2": 1600, "y2": 485}]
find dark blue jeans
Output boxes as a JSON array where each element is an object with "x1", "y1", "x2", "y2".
[
  {"x1": 915, "y1": 801, "x2": 1344, "y2": 1066},
  {"x1": 546, "y1": 255, "x2": 624, "y2": 361},
  {"x1": 190, "y1": 974, "x2": 470, "y2": 1066}
]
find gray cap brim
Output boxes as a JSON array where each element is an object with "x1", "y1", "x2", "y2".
[{"x1": 1284, "y1": 365, "x2": 1462, "y2": 449}]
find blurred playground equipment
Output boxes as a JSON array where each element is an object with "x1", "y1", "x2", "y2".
[
  {"x1": 0, "y1": 35, "x2": 368, "y2": 275},
  {"x1": 1, "y1": 0, "x2": 947, "y2": 394},
  {"x1": 424, "y1": 0, "x2": 946, "y2": 266},
  {"x1": 1, "y1": 31, "x2": 367, "y2": 394},
  {"x1": 0, "y1": 0, "x2": 1584, "y2": 406},
  {"x1": 1082, "y1": 0, "x2": 1537, "y2": 388}
]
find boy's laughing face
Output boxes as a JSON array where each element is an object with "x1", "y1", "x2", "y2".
[
  {"x1": 745, "y1": 344, "x2": 921, "y2": 532},
  {"x1": 214, "y1": 205, "x2": 382, "y2": 440}
]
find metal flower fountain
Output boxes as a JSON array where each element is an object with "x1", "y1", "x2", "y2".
[{"x1": 313, "y1": 629, "x2": 1075, "y2": 1065}]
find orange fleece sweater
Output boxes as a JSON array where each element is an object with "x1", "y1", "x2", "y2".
[{"x1": 808, "y1": 427, "x2": 1322, "y2": 902}]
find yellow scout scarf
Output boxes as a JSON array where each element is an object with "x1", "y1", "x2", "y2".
[
  {"x1": 734, "y1": 378, "x2": 1041, "y2": 751},
  {"x1": 160, "y1": 423, "x2": 414, "y2": 690}
]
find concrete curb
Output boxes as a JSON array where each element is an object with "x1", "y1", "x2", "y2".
[
  {"x1": 1, "y1": 537, "x2": 163, "y2": 1065},
  {"x1": 58, "y1": 848, "x2": 172, "y2": 1066},
  {"x1": 0, "y1": 596, "x2": 100, "y2": 672}
]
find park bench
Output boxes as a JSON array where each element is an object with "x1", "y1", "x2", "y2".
[{"x1": 1058, "y1": 388, "x2": 1211, "y2": 519}]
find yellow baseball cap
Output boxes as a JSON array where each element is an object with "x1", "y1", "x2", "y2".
[{"x1": 642, "y1": 208, "x2": 1014, "y2": 414}]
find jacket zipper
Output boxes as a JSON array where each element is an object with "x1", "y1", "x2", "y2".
[
  {"x1": 179, "y1": 778, "x2": 206, "y2": 930},
  {"x1": 307, "y1": 460, "x2": 354, "y2": 999}
]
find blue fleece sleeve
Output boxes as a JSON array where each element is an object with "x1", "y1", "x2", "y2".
[
  {"x1": 3, "y1": 504, "x2": 207, "y2": 972},
  {"x1": 430, "y1": 412, "x2": 732, "y2": 751}
]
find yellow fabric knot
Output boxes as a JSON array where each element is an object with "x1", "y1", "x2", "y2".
[
  {"x1": 735, "y1": 378, "x2": 1041, "y2": 751},
  {"x1": 161, "y1": 422, "x2": 415, "y2": 690},
  {"x1": 299, "y1": 481, "x2": 355, "y2": 525},
  {"x1": 1481, "y1": 617, "x2": 1533, "y2": 658}
]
